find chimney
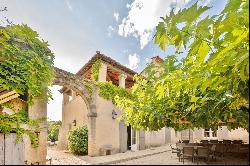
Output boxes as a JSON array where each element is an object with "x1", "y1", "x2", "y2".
[{"x1": 151, "y1": 56, "x2": 164, "y2": 65}]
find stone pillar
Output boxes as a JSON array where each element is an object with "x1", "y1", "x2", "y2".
[
  {"x1": 119, "y1": 73, "x2": 127, "y2": 88},
  {"x1": 98, "y1": 63, "x2": 107, "y2": 82},
  {"x1": 27, "y1": 97, "x2": 47, "y2": 164},
  {"x1": 57, "y1": 93, "x2": 67, "y2": 150},
  {"x1": 87, "y1": 103, "x2": 98, "y2": 156},
  {"x1": 138, "y1": 130, "x2": 145, "y2": 150},
  {"x1": 165, "y1": 127, "x2": 176, "y2": 144},
  {"x1": 118, "y1": 73, "x2": 128, "y2": 152},
  {"x1": 63, "y1": 93, "x2": 69, "y2": 105},
  {"x1": 119, "y1": 120, "x2": 127, "y2": 153},
  {"x1": 87, "y1": 86, "x2": 98, "y2": 156}
]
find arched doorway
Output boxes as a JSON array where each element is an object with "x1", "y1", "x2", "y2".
[{"x1": 52, "y1": 67, "x2": 98, "y2": 156}]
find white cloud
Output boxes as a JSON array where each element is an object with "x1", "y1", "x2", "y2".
[
  {"x1": 145, "y1": 57, "x2": 151, "y2": 63},
  {"x1": 118, "y1": 0, "x2": 195, "y2": 49},
  {"x1": 113, "y1": 12, "x2": 119, "y2": 22},
  {"x1": 107, "y1": 25, "x2": 115, "y2": 37},
  {"x1": 126, "y1": 53, "x2": 140, "y2": 70},
  {"x1": 126, "y1": 3, "x2": 131, "y2": 9},
  {"x1": 198, "y1": 0, "x2": 213, "y2": 7},
  {"x1": 66, "y1": 0, "x2": 73, "y2": 11}
]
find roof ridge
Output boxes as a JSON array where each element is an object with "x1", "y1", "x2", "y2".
[{"x1": 76, "y1": 51, "x2": 137, "y2": 76}]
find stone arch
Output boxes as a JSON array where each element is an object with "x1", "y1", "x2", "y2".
[
  {"x1": 53, "y1": 67, "x2": 94, "y2": 109},
  {"x1": 53, "y1": 67, "x2": 98, "y2": 156}
]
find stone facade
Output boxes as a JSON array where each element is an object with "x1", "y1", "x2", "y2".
[
  {"x1": 168, "y1": 127, "x2": 249, "y2": 144},
  {"x1": 57, "y1": 54, "x2": 171, "y2": 156},
  {"x1": 57, "y1": 54, "x2": 248, "y2": 156}
]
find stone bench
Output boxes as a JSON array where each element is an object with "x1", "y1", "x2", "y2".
[{"x1": 100, "y1": 145, "x2": 115, "y2": 156}]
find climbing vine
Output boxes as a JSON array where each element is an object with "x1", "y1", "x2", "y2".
[
  {"x1": 97, "y1": 81, "x2": 134, "y2": 103},
  {"x1": 91, "y1": 59, "x2": 101, "y2": 81},
  {"x1": 0, "y1": 24, "x2": 55, "y2": 104},
  {"x1": 0, "y1": 24, "x2": 54, "y2": 146},
  {"x1": 0, "y1": 107, "x2": 46, "y2": 148}
]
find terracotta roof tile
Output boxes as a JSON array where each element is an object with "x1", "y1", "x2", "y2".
[
  {"x1": 59, "y1": 51, "x2": 137, "y2": 93},
  {"x1": 76, "y1": 51, "x2": 137, "y2": 76}
]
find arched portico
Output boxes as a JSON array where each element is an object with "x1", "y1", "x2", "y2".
[
  {"x1": 28, "y1": 67, "x2": 99, "y2": 164},
  {"x1": 53, "y1": 67, "x2": 98, "y2": 156}
]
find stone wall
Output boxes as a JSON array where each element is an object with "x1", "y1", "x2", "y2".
[
  {"x1": 57, "y1": 95, "x2": 89, "y2": 150},
  {"x1": 145, "y1": 128, "x2": 166, "y2": 148},
  {"x1": 95, "y1": 95, "x2": 121, "y2": 155},
  {"x1": 172, "y1": 126, "x2": 249, "y2": 143},
  {"x1": 0, "y1": 133, "x2": 25, "y2": 165}
]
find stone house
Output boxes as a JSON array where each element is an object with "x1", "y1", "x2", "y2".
[{"x1": 57, "y1": 52, "x2": 249, "y2": 156}]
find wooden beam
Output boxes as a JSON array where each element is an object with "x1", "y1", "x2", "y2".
[
  {"x1": 0, "y1": 90, "x2": 17, "y2": 100},
  {"x1": 105, "y1": 62, "x2": 134, "y2": 78},
  {"x1": 0, "y1": 93, "x2": 20, "y2": 104}
]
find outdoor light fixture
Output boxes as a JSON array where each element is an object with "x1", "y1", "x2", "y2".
[
  {"x1": 72, "y1": 120, "x2": 76, "y2": 126},
  {"x1": 112, "y1": 110, "x2": 117, "y2": 119}
]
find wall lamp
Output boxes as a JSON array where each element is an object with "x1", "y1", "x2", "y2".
[
  {"x1": 72, "y1": 120, "x2": 76, "y2": 126},
  {"x1": 112, "y1": 110, "x2": 117, "y2": 119}
]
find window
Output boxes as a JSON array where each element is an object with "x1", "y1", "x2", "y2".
[
  {"x1": 204, "y1": 128, "x2": 217, "y2": 138},
  {"x1": 212, "y1": 130, "x2": 217, "y2": 137},
  {"x1": 204, "y1": 129, "x2": 210, "y2": 137}
]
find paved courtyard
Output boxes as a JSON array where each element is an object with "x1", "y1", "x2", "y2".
[{"x1": 47, "y1": 145, "x2": 249, "y2": 165}]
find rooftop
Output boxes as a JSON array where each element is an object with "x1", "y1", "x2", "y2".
[
  {"x1": 60, "y1": 51, "x2": 138, "y2": 93},
  {"x1": 76, "y1": 51, "x2": 137, "y2": 77}
]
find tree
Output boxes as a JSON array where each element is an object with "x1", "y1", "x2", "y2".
[
  {"x1": 47, "y1": 121, "x2": 61, "y2": 142},
  {"x1": 99, "y1": 0, "x2": 249, "y2": 131}
]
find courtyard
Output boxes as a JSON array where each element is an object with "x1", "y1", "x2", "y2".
[
  {"x1": 47, "y1": 144, "x2": 249, "y2": 165},
  {"x1": 0, "y1": 0, "x2": 249, "y2": 165}
]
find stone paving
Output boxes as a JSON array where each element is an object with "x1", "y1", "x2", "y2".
[
  {"x1": 47, "y1": 146, "x2": 89, "y2": 165},
  {"x1": 113, "y1": 152, "x2": 249, "y2": 165},
  {"x1": 47, "y1": 145, "x2": 249, "y2": 165},
  {"x1": 113, "y1": 151, "x2": 195, "y2": 165},
  {"x1": 79, "y1": 145, "x2": 170, "y2": 165}
]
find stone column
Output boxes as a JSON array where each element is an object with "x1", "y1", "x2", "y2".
[
  {"x1": 87, "y1": 103, "x2": 98, "y2": 156},
  {"x1": 138, "y1": 130, "x2": 145, "y2": 150},
  {"x1": 119, "y1": 73, "x2": 127, "y2": 88},
  {"x1": 87, "y1": 86, "x2": 98, "y2": 156},
  {"x1": 27, "y1": 96, "x2": 47, "y2": 164},
  {"x1": 119, "y1": 120, "x2": 127, "y2": 153},
  {"x1": 118, "y1": 73, "x2": 128, "y2": 152},
  {"x1": 63, "y1": 93, "x2": 69, "y2": 105},
  {"x1": 57, "y1": 93, "x2": 68, "y2": 150},
  {"x1": 98, "y1": 63, "x2": 107, "y2": 82},
  {"x1": 165, "y1": 127, "x2": 177, "y2": 144}
]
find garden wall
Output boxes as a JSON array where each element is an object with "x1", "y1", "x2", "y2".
[{"x1": 0, "y1": 133, "x2": 25, "y2": 165}]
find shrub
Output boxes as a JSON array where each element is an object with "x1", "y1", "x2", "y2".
[
  {"x1": 47, "y1": 121, "x2": 61, "y2": 142},
  {"x1": 67, "y1": 126, "x2": 88, "y2": 155}
]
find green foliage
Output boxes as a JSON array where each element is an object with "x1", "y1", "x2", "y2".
[
  {"x1": 97, "y1": 81, "x2": 134, "y2": 104},
  {"x1": 47, "y1": 121, "x2": 61, "y2": 142},
  {"x1": 0, "y1": 24, "x2": 55, "y2": 103},
  {"x1": 0, "y1": 24, "x2": 54, "y2": 147},
  {"x1": 67, "y1": 126, "x2": 88, "y2": 155},
  {"x1": 99, "y1": 0, "x2": 249, "y2": 131},
  {"x1": 91, "y1": 59, "x2": 102, "y2": 81},
  {"x1": 0, "y1": 108, "x2": 45, "y2": 148}
]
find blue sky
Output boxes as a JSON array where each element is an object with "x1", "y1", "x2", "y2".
[{"x1": 1, "y1": 0, "x2": 227, "y2": 121}]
